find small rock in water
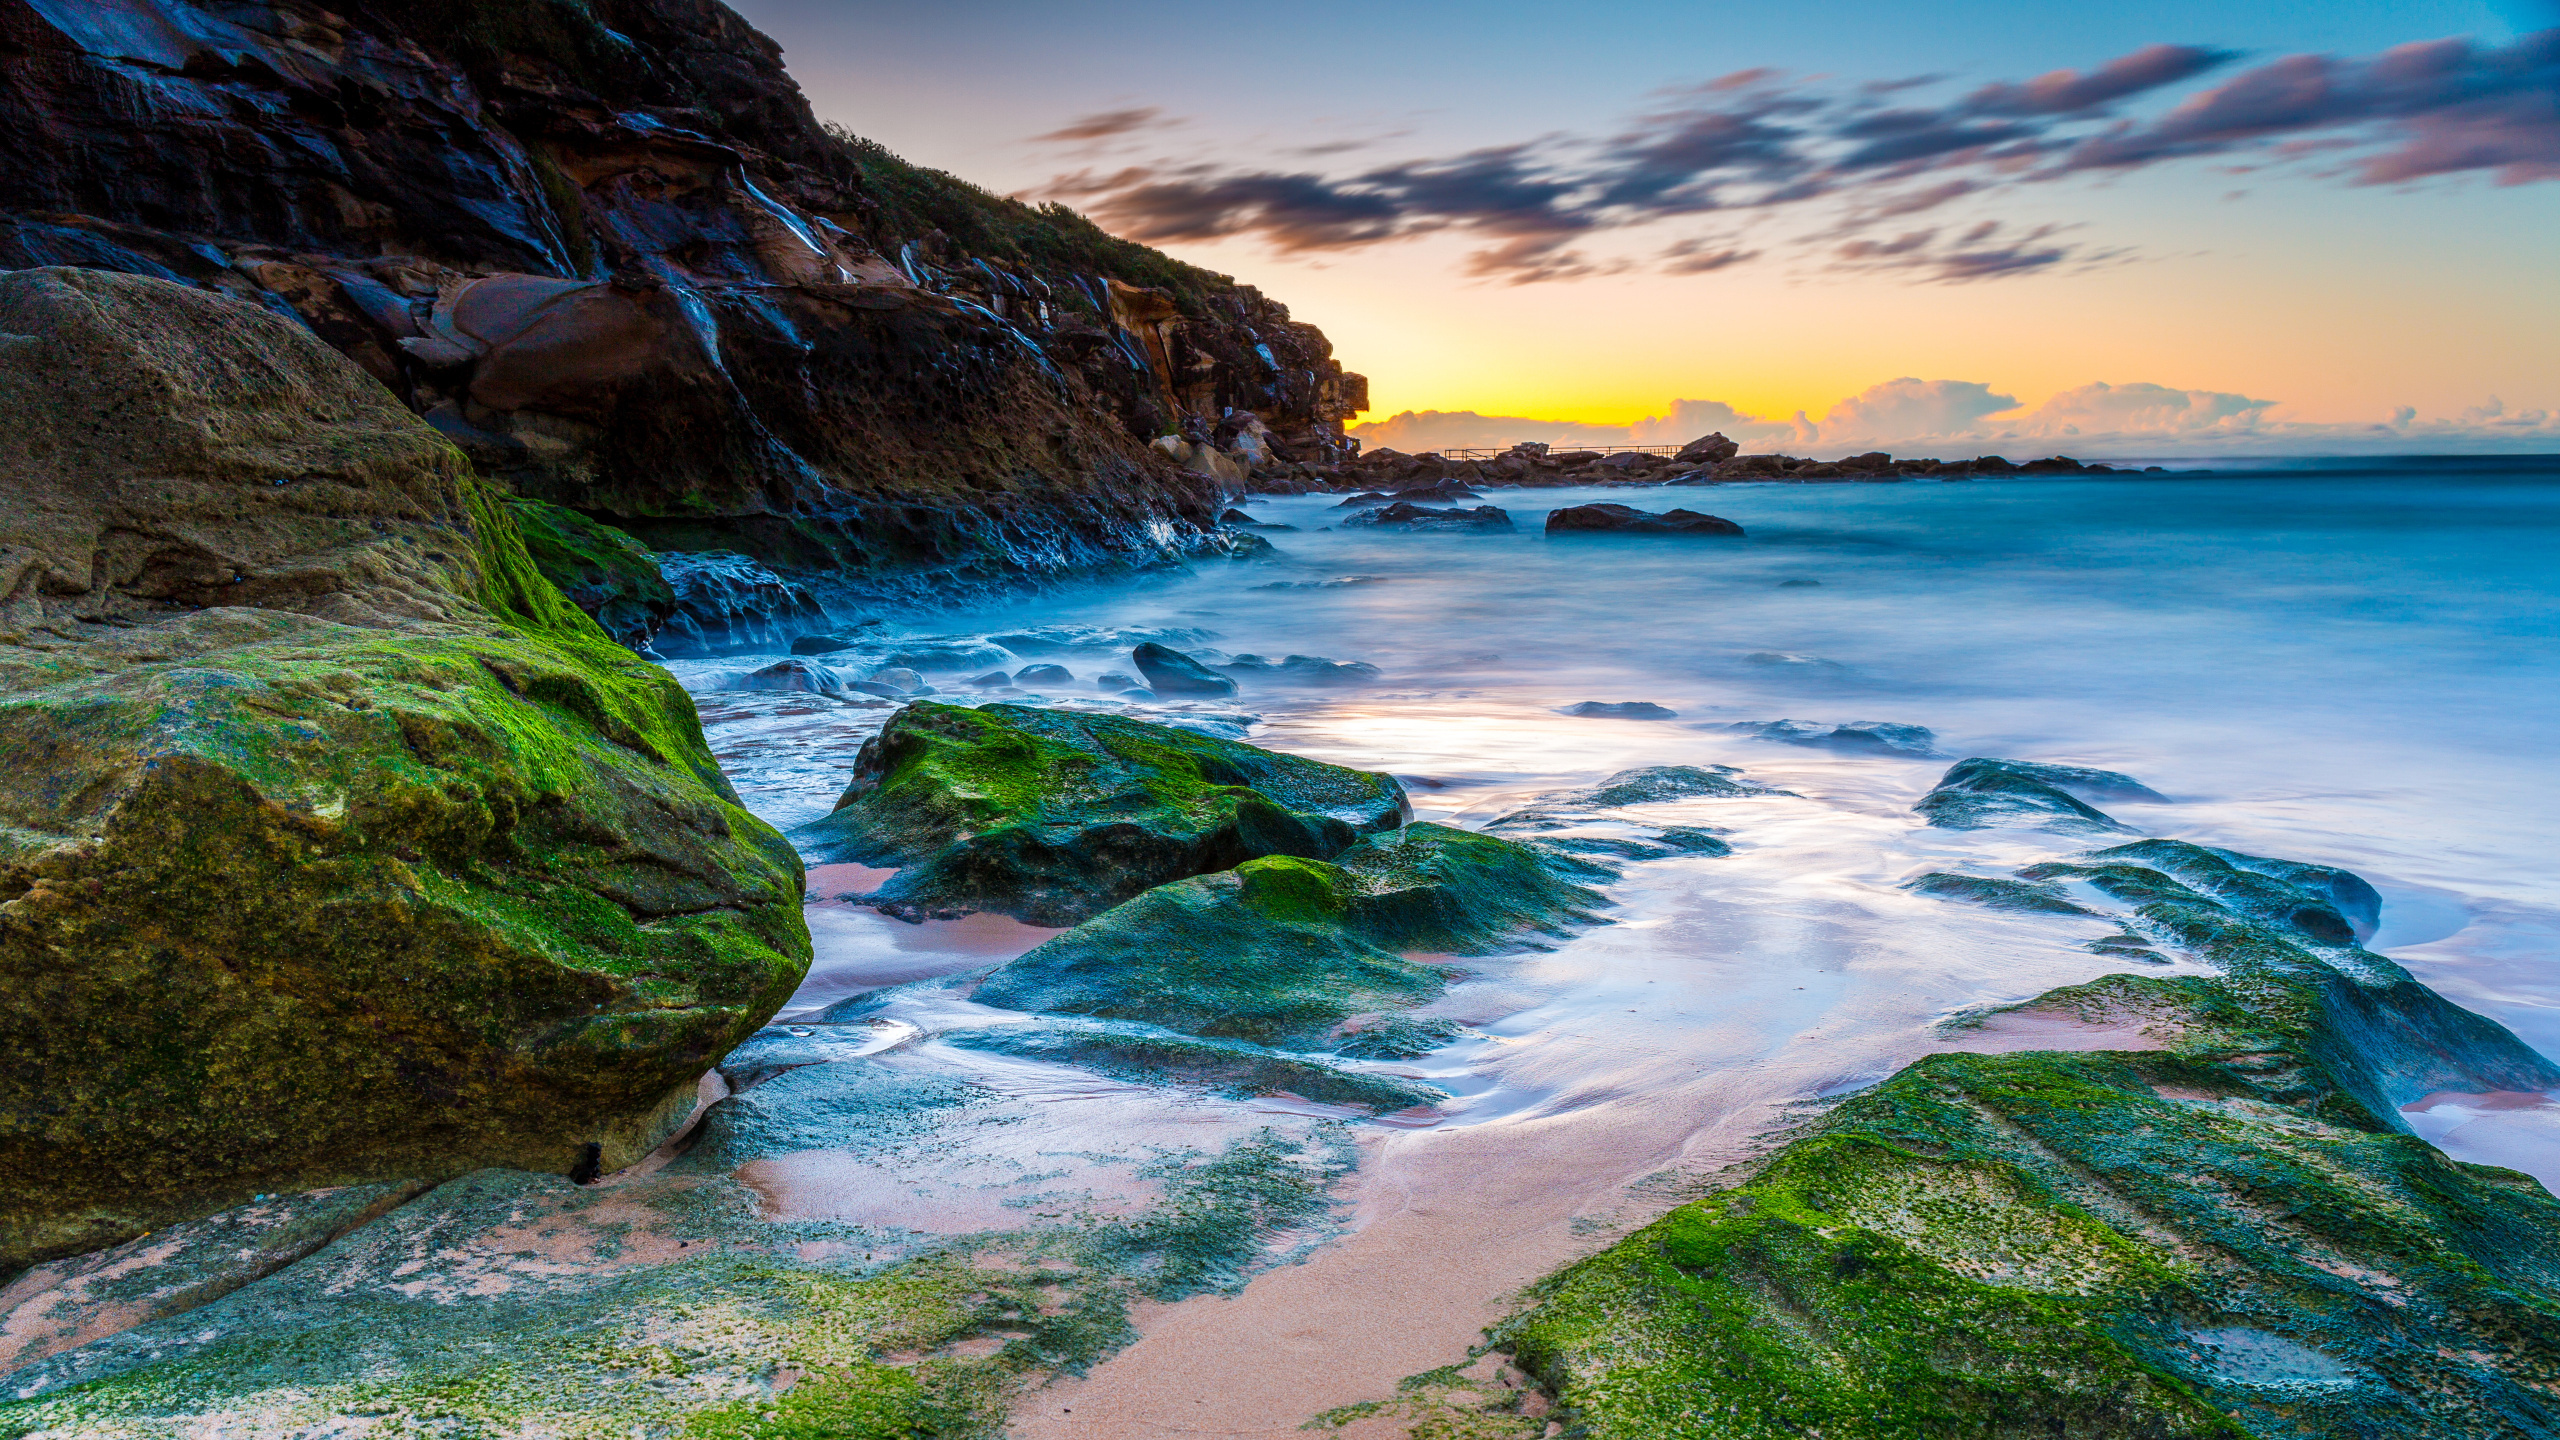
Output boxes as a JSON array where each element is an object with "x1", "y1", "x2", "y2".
[
  {"x1": 1218, "y1": 508, "x2": 1255, "y2": 525},
  {"x1": 1119, "y1": 688, "x2": 1158, "y2": 701},
  {"x1": 1342, "y1": 502, "x2": 1513, "y2": 532},
  {"x1": 1914, "y1": 758, "x2": 2145, "y2": 832},
  {"x1": 1559, "y1": 701, "x2": 1679, "y2": 720},
  {"x1": 865, "y1": 666, "x2": 925, "y2": 693},
  {"x1": 1015, "y1": 663, "x2": 1073, "y2": 686},
  {"x1": 1132, "y1": 641, "x2": 1239, "y2": 697},
  {"x1": 1545, "y1": 503, "x2": 1744, "y2": 536},
  {"x1": 789, "y1": 630, "x2": 875, "y2": 655},
  {"x1": 1777, "y1": 578, "x2": 1823, "y2": 587},
  {"x1": 1095, "y1": 671, "x2": 1140, "y2": 690},
  {"x1": 730, "y1": 658, "x2": 840, "y2": 694},
  {"x1": 1274, "y1": 654, "x2": 1384, "y2": 686},
  {"x1": 1725, "y1": 719, "x2": 1936, "y2": 755},
  {"x1": 964, "y1": 671, "x2": 1015, "y2": 689}
]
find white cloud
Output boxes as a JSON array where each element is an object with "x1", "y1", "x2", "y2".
[{"x1": 1356, "y1": 381, "x2": 2560, "y2": 459}]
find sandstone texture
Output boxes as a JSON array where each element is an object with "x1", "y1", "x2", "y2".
[
  {"x1": 0, "y1": 268, "x2": 807, "y2": 1272},
  {"x1": 0, "y1": 0, "x2": 1368, "y2": 649}
]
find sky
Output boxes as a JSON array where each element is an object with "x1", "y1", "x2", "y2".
[{"x1": 732, "y1": 0, "x2": 2560, "y2": 455}]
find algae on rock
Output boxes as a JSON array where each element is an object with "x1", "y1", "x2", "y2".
[
  {"x1": 795, "y1": 700, "x2": 1408, "y2": 925},
  {"x1": 1354, "y1": 843, "x2": 2560, "y2": 1439},
  {"x1": 0, "y1": 268, "x2": 809, "y2": 1272},
  {"x1": 973, "y1": 822, "x2": 1603, "y2": 1048}
]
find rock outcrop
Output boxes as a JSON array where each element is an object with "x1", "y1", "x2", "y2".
[
  {"x1": 0, "y1": 269, "x2": 809, "y2": 1272},
  {"x1": 1545, "y1": 503, "x2": 1744, "y2": 536},
  {"x1": 1341, "y1": 840, "x2": 2560, "y2": 1440},
  {"x1": 0, "y1": 0, "x2": 1367, "y2": 646},
  {"x1": 794, "y1": 702, "x2": 1408, "y2": 925}
]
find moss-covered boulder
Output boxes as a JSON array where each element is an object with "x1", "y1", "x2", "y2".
[
  {"x1": 500, "y1": 496, "x2": 673, "y2": 652},
  {"x1": 1376, "y1": 839, "x2": 2560, "y2": 1440},
  {"x1": 795, "y1": 701, "x2": 1409, "y2": 925},
  {"x1": 972, "y1": 823, "x2": 1601, "y2": 1047},
  {"x1": 1914, "y1": 757, "x2": 2151, "y2": 832},
  {"x1": 0, "y1": 268, "x2": 808, "y2": 1272}
]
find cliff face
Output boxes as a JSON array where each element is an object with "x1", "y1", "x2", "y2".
[{"x1": 0, "y1": 0, "x2": 1365, "y2": 646}]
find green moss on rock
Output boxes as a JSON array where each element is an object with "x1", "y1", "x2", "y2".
[
  {"x1": 794, "y1": 701, "x2": 1408, "y2": 925},
  {"x1": 502, "y1": 495, "x2": 674, "y2": 651},
  {"x1": 0, "y1": 268, "x2": 808, "y2": 1272},
  {"x1": 1454, "y1": 843, "x2": 2560, "y2": 1440},
  {"x1": 971, "y1": 823, "x2": 1601, "y2": 1047}
]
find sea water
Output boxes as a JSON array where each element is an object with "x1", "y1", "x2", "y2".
[{"x1": 671, "y1": 461, "x2": 2560, "y2": 1428}]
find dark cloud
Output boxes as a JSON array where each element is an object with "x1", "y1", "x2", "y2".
[
  {"x1": 1966, "y1": 44, "x2": 2236, "y2": 116},
  {"x1": 1030, "y1": 106, "x2": 1172, "y2": 143},
  {"x1": 1032, "y1": 29, "x2": 2559, "y2": 285},
  {"x1": 1661, "y1": 237, "x2": 1760, "y2": 273}
]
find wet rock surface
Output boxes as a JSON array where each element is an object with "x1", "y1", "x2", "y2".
[
  {"x1": 1915, "y1": 756, "x2": 2159, "y2": 831},
  {"x1": 1131, "y1": 641, "x2": 1238, "y2": 697},
  {"x1": 973, "y1": 823, "x2": 1602, "y2": 1048},
  {"x1": 1545, "y1": 503, "x2": 1745, "y2": 536},
  {"x1": 0, "y1": 269, "x2": 807, "y2": 1271},
  {"x1": 1341, "y1": 502, "x2": 1515, "y2": 532},
  {"x1": 793, "y1": 702, "x2": 1407, "y2": 925},
  {"x1": 1350, "y1": 842, "x2": 2560, "y2": 1440}
]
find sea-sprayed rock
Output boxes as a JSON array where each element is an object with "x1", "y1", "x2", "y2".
[
  {"x1": 1545, "y1": 503, "x2": 1744, "y2": 536},
  {"x1": 973, "y1": 823, "x2": 1603, "y2": 1047},
  {"x1": 1356, "y1": 842, "x2": 2560, "y2": 1440},
  {"x1": 0, "y1": 269, "x2": 807, "y2": 1270},
  {"x1": 1133, "y1": 641, "x2": 1239, "y2": 697},
  {"x1": 1559, "y1": 701, "x2": 1679, "y2": 719},
  {"x1": 794, "y1": 702, "x2": 1407, "y2": 925},
  {"x1": 1341, "y1": 502, "x2": 1515, "y2": 532},
  {"x1": 1915, "y1": 757, "x2": 2159, "y2": 831},
  {"x1": 1725, "y1": 719, "x2": 1939, "y2": 755},
  {"x1": 654, "y1": 550, "x2": 832, "y2": 657}
]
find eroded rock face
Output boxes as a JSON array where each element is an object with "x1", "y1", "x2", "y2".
[
  {"x1": 0, "y1": 269, "x2": 808, "y2": 1272},
  {"x1": 0, "y1": 0, "x2": 1367, "y2": 629},
  {"x1": 794, "y1": 702, "x2": 1408, "y2": 925}
]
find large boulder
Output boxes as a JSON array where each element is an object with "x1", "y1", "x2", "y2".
[
  {"x1": 0, "y1": 269, "x2": 809, "y2": 1272},
  {"x1": 1674, "y1": 432, "x2": 1741, "y2": 464},
  {"x1": 793, "y1": 702, "x2": 1408, "y2": 924}
]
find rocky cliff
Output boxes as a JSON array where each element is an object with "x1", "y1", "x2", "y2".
[
  {"x1": 0, "y1": 267, "x2": 809, "y2": 1272},
  {"x1": 0, "y1": 0, "x2": 1366, "y2": 650}
]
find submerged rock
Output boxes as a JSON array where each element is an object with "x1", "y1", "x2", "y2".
[
  {"x1": 1223, "y1": 653, "x2": 1384, "y2": 686},
  {"x1": 973, "y1": 823, "x2": 1601, "y2": 1047},
  {"x1": 1728, "y1": 719, "x2": 1938, "y2": 755},
  {"x1": 1132, "y1": 640, "x2": 1239, "y2": 697},
  {"x1": 1559, "y1": 701, "x2": 1680, "y2": 719},
  {"x1": 793, "y1": 702, "x2": 1406, "y2": 925},
  {"x1": 1545, "y1": 503, "x2": 1744, "y2": 536},
  {"x1": 944, "y1": 1021, "x2": 1442, "y2": 1113},
  {"x1": 729, "y1": 657, "x2": 842, "y2": 694},
  {"x1": 789, "y1": 628, "x2": 878, "y2": 655},
  {"x1": 1341, "y1": 501, "x2": 1515, "y2": 531},
  {"x1": 1905, "y1": 871, "x2": 2099, "y2": 915},
  {"x1": 1014, "y1": 663, "x2": 1074, "y2": 686},
  {"x1": 1915, "y1": 757, "x2": 2151, "y2": 831},
  {"x1": 0, "y1": 270, "x2": 807, "y2": 1270}
]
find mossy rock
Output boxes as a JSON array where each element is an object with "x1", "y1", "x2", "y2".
[
  {"x1": 1904, "y1": 871, "x2": 2097, "y2": 915},
  {"x1": 942, "y1": 1021, "x2": 1444, "y2": 1113},
  {"x1": 501, "y1": 496, "x2": 673, "y2": 651},
  {"x1": 971, "y1": 823, "x2": 1602, "y2": 1047},
  {"x1": 1452, "y1": 830, "x2": 2560, "y2": 1440},
  {"x1": 1497, "y1": 970, "x2": 2560, "y2": 1439},
  {"x1": 1914, "y1": 757, "x2": 2142, "y2": 832},
  {"x1": 794, "y1": 701, "x2": 1408, "y2": 925},
  {"x1": 0, "y1": 269, "x2": 808, "y2": 1272}
]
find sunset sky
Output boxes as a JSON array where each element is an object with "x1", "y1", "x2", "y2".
[{"x1": 735, "y1": 0, "x2": 2560, "y2": 453}]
